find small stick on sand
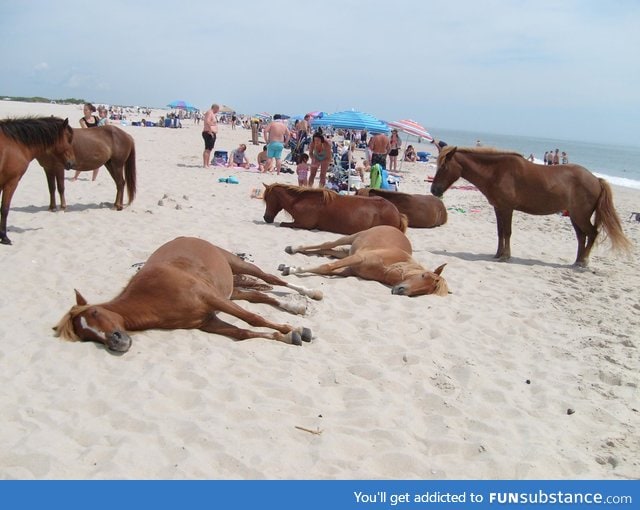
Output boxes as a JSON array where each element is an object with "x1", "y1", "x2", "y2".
[{"x1": 294, "y1": 425, "x2": 323, "y2": 435}]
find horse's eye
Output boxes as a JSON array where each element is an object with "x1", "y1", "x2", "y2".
[{"x1": 91, "y1": 309, "x2": 98, "y2": 318}]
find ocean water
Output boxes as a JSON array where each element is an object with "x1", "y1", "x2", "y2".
[{"x1": 431, "y1": 127, "x2": 640, "y2": 190}]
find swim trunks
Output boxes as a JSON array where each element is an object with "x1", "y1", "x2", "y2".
[
  {"x1": 371, "y1": 153, "x2": 387, "y2": 167},
  {"x1": 267, "y1": 142, "x2": 284, "y2": 159},
  {"x1": 202, "y1": 132, "x2": 217, "y2": 150}
]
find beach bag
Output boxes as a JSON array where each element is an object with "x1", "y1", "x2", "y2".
[{"x1": 370, "y1": 164, "x2": 395, "y2": 190}]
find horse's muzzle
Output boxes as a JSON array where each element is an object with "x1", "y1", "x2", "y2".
[
  {"x1": 391, "y1": 284, "x2": 409, "y2": 296},
  {"x1": 263, "y1": 215, "x2": 274, "y2": 224},
  {"x1": 65, "y1": 159, "x2": 75, "y2": 170},
  {"x1": 107, "y1": 330, "x2": 132, "y2": 353},
  {"x1": 430, "y1": 184, "x2": 443, "y2": 198}
]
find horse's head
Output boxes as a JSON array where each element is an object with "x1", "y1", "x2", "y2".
[
  {"x1": 52, "y1": 118, "x2": 76, "y2": 170},
  {"x1": 391, "y1": 263, "x2": 449, "y2": 297},
  {"x1": 54, "y1": 290, "x2": 132, "y2": 353},
  {"x1": 262, "y1": 183, "x2": 283, "y2": 223},
  {"x1": 430, "y1": 146, "x2": 460, "y2": 197}
]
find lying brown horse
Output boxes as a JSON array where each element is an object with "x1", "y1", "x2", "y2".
[
  {"x1": 263, "y1": 183, "x2": 408, "y2": 234},
  {"x1": 36, "y1": 124, "x2": 136, "y2": 211},
  {"x1": 0, "y1": 116, "x2": 75, "y2": 245},
  {"x1": 356, "y1": 188, "x2": 448, "y2": 228},
  {"x1": 278, "y1": 225, "x2": 449, "y2": 296},
  {"x1": 54, "y1": 237, "x2": 323, "y2": 353},
  {"x1": 431, "y1": 146, "x2": 632, "y2": 266}
]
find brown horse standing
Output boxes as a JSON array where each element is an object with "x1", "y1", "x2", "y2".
[
  {"x1": 0, "y1": 116, "x2": 75, "y2": 245},
  {"x1": 430, "y1": 146, "x2": 632, "y2": 266},
  {"x1": 279, "y1": 225, "x2": 449, "y2": 296},
  {"x1": 262, "y1": 183, "x2": 408, "y2": 234},
  {"x1": 36, "y1": 124, "x2": 136, "y2": 211},
  {"x1": 356, "y1": 188, "x2": 448, "y2": 228},
  {"x1": 54, "y1": 237, "x2": 323, "y2": 353}
]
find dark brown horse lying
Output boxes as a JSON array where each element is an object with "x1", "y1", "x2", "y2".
[
  {"x1": 0, "y1": 116, "x2": 75, "y2": 244},
  {"x1": 263, "y1": 183, "x2": 408, "y2": 234},
  {"x1": 36, "y1": 125, "x2": 136, "y2": 211},
  {"x1": 279, "y1": 225, "x2": 449, "y2": 297},
  {"x1": 431, "y1": 146, "x2": 632, "y2": 266},
  {"x1": 54, "y1": 237, "x2": 323, "y2": 353},
  {"x1": 356, "y1": 188, "x2": 447, "y2": 228}
]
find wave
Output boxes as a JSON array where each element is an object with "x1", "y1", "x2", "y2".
[{"x1": 594, "y1": 173, "x2": 640, "y2": 190}]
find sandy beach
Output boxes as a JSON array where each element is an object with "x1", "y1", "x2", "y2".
[{"x1": 0, "y1": 101, "x2": 638, "y2": 480}]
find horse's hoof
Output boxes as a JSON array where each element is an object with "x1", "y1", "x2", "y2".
[
  {"x1": 1, "y1": 237, "x2": 12, "y2": 245},
  {"x1": 278, "y1": 263, "x2": 286, "y2": 271},
  {"x1": 290, "y1": 331, "x2": 302, "y2": 346},
  {"x1": 301, "y1": 327, "x2": 312, "y2": 342},
  {"x1": 285, "y1": 245, "x2": 295, "y2": 254},
  {"x1": 281, "y1": 266, "x2": 291, "y2": 276}
]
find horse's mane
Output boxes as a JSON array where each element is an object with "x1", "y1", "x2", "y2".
[
  {"x1": 264, "y1": 183, "x2": 338, "y2": 203},
  {"x1": 53, "y1": 304, "x2": 92, "y2": 341},
  {"x1": 0, "y1": 116, "x2": 70, "y2": 148},
  {"x1": 438, "y1": 145, "x2": 524, "y2": 166}
]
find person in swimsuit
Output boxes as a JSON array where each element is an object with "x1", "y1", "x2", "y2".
[
  {"x1": 202, "y1": 103, "x2": 220, "y2": 168},
  {"x1": 368, "y1": 132, "x2": 390, "y2": 168},
  {"x1": 296, "y1": 153, "x2": 310, "y2": 187},
  {"x1": 308, "y1": 132, "x2": 332, "y2": 187},
  {"x1": 73, "y1": 103, "x2": 100, "y2": 181},
  {"x1": 388, "y1": 129, "x2": 402, "y2": 172},
  {"x1": 257, "y1": 145, "x2": 273, "y2": 173},
  {"x1": 264, "y1": 114, "x2": 290, "y2": 175}
]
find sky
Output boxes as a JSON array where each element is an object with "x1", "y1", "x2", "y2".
[{"x1": 1, "y1": 0, "x2": 639, "y2": 146}]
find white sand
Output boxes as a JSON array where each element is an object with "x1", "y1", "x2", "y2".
[{"x1": 0, "y1": 101, "x2": 638, "y2": 479}]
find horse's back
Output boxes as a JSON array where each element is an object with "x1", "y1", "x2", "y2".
[
  {"x1": 321, "y1": 194, "x2": 403, "y2": 234},
  {"x1": 360, "y1": 189, "x2": 447, "y2": 228},
  {"x1": 144, "y1": 237, "x2": 232, "y2": 279},
  {"x1": 351, "y1": 225, "x2": 413, "y2": 255}
]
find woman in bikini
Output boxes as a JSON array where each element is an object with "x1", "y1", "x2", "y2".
[
  {"x1": 388, "y1": 129, "x2": 402, "y2": 172},
  {"x1": 308, "y1": 132, "x2": 332, "y2": 188}
]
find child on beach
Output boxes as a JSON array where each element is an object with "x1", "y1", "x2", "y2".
[
  {"x1": 257, "y1": 145, "x2": 273, "y2": 173},
  {"x1": 296, "y1": 153, "x2": 310, "y2": 187}
]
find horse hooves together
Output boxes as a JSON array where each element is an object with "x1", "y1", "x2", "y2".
[
  {"x1": 280, "y1": 266, "x2": 291, "y2": 276},
  {"x1": 290, "y1": 331, "x2": 302, "y2": 346}
]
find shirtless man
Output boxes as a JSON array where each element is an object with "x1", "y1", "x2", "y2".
[
  {"x1": 263, "y1": 114, "x2": 290, "y2": 175},
  {"x1": 202, "y1": 103, "x2": 220, "y2": 168},
  {"x1": 368, "y1": 132, "x2": 390, "y2": 168}
]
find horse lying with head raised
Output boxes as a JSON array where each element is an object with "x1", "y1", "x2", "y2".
[
  {"x1": 278, "y1": 225, "x2": 449, "y2": 297},
  {"x1": 54, "y1": 237, "x2": 323, "y2": 353},
  {"x1": 263, "y1": 183, "x2": 408, "y2": 235}
]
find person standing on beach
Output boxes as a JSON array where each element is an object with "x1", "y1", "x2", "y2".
[
  {"x1": 308, "y1": 132, "x2": 332, "y2": 187},
  {"x1": 561, "y1": 151, "x2": 569, "y2": 164},
  {"x1": 72, "y1": 103, "x2": 100, "y2": 181},
  {"x1": 264, "y1": 114, "x2": 290, "y2": 175},
  {"x1": 552, "y1": 149, "x2": 560, "y2": 165},
  {"x1": 388, "y1": 129, "x2": 402, "y2": 172},
  {"x1": 368, "y1": 132, "x2": 390, "y2": 168},
  {"x1": 202, "y1": 103, "x2": 220, "y2": 168}
]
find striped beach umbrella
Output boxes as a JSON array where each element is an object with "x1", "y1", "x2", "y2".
[
  {"x1": 387, "y1": 119, "x2": 433, "y2": 142},
  {"x1": 311, "y1": 110, "x2": 389, "y2": 134}
]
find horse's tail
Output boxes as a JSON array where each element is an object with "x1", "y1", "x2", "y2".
[
  {"x1": 595, "y1": 178, "x2": 632, "y2": 254},
  {"x1": 125, "y1": 142, "x2": 137, "y2": 204},
  {"x1": 398, "y1": 213, "x2": 409, "y2": 233}
]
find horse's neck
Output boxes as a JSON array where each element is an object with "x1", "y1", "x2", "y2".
[
  {"x1": 458, "y1": 153, "x2": 501, "y2": 190},
  {"x1": 383, "y1": 260, "x2": 424, "y2": 285},
  {"x1": 102, "y1": 290, "x2": 160, "y2": 330}
]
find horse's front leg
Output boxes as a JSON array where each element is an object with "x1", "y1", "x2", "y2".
[
  {"x1": 280, "y1": 254, "x2": 362, "y2": 278},
  {"x1": 494, "y1": 208, "x2": 513, "y2": 261},
  {"x1": 55, "y1": 168, "x2": 66, "y2": 210},
  {"x1": 44, "y1": 169, "x2": 58, "y2": 211}
]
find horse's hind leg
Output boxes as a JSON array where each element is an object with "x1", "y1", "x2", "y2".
[
  {"x1": 225, "y1": 252, "x2": 323, "y2": 300},
  {"x1": 494, "y1": 208, "x2": 513, "y2": 260},
  {"x1": 200, "y1": 313, "x2": 305, "y2": 345},
  {"x1": 285, "y1": 233, "x2": 359, "y2": 257},
  {"x1": 106, "y1": 162, "x2": 125, "y2": 210},
  {"x1": 231, "y1": 288, "x2": 307, "y2": 315},
  {"x1": 280, "y1": 254, "x2": 361, "y2": 278},
  {"x1": 570, "y1": 215, "x2": 597, "y2": 267}
]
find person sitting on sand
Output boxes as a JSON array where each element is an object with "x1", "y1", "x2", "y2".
[
  {"x1": 229, "y1": 144, "x2": 250, "y2": 169},
  {"x1": 404, "y1": 145, "x2": 417, "y2": 162},
  {"x1": 257, "y1": 145, "x2": 273, "y2": 173}
]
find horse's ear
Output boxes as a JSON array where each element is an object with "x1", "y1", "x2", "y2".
[
  {"x1": 74, "y1": 289, "x2": 88, "y2": 306},
  {"x1": 433, "y1": 263, "x2": 447, "y2": 276},
  {"x1": 262, "y1": 182, "x2": 268, "y2": 189},
  {"x1": 62, "y1": 118, "x2": 69, "y2": 129}
]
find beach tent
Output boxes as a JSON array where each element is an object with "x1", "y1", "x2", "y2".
[{"x1": 311, "y1": 110, "x2": 389, "y2": 134}]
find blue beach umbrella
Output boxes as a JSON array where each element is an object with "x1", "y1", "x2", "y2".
[
  {"x1": 311, "y1": 109, "x2": 390, "y2": 134},
  {"x1": 167, "y1": 100, "x2": 197, "y2": 111}
]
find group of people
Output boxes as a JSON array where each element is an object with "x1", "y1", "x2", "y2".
[{"x1": 542, "y1": 149, "x2": 569, "y2": 165}]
